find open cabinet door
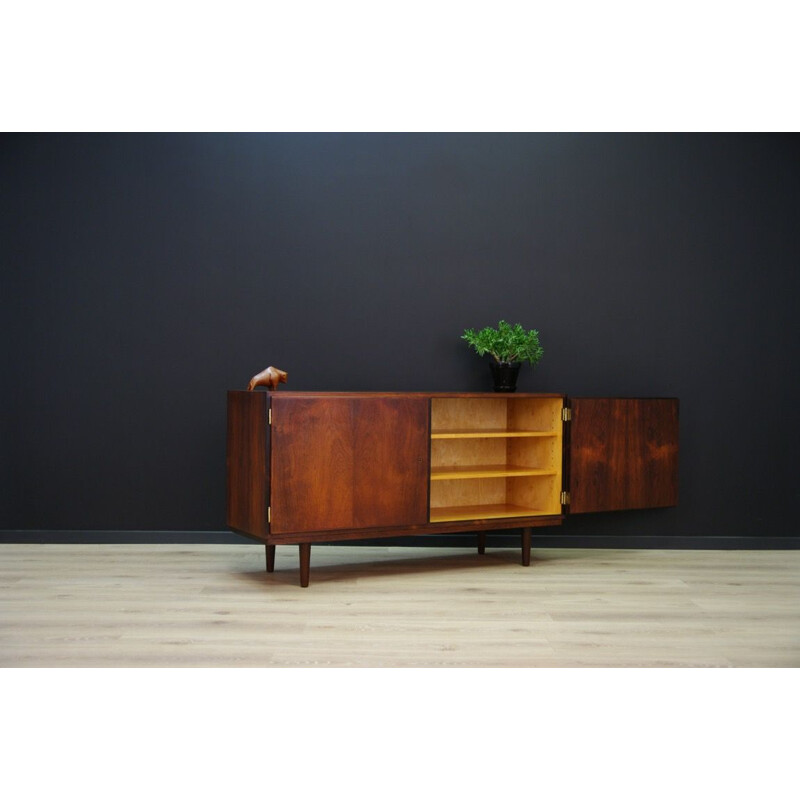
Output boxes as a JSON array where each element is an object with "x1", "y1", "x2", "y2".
[{"x1": 567, "y1": 397, "x2": 678, "y2": 514}]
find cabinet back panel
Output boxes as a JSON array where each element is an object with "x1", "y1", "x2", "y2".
[
  {"x1": 507, "y1": 437, "x2": 562, "y2": 471},
  {"x1": 430, "y1": 477, "x2": 507, "y2": 509},
  {"x1": 430, "y1": 475, "x2": 560, "y2": 516},
  {"x1": 431, "y1": 438, "x2": 507, "y2": 468},
  {"x1": 507, "y1": 397, "x2": 564, "y2": 432},
  {"x1": 509, "y1": 475, "x2": 562, "y2": 515},
  {"x1": 431, "y1": 398, "x2": 507, "y2": 432}
]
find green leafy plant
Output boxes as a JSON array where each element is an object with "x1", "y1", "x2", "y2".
[{"x1": 462, "y1": 320, "x2": 544, "y2": 366}]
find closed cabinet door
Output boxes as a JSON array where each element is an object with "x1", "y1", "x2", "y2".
[
  {"x1": 270, "y1": 396, "x2": 430, "y2": 534},
  {"x1": 567, "y1": 397, "x2": 679, "y2": 514}
]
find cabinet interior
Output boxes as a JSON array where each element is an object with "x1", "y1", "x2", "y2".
[{"x1": 429, "y1": 396, "x2": 564, "y2": 522}]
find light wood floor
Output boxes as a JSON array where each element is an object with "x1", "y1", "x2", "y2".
[{"x1": 1, "y1": 544, "x2": 798, "y2": 667}]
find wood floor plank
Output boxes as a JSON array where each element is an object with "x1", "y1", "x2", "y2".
[{"x1": 1, "y1": 544, "x2": 798, "y2": 667}]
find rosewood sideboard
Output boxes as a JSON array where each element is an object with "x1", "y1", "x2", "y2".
[{"x1": 227, "y1": 391, "x2": 679, "y2": 586}]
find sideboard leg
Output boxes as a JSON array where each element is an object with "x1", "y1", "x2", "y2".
[
  {"x1": 521, "y1": 528, "x2": 532, "y2": 567},
  {"x1": 299, "y1": 543, "x2": 311, "y2": 587},
  {"x1": 266, "y1": 545, "x2": 276, "y2": 573},
  {"x1": 477, "y1": 532, "x2": 486, "y2": 555}
]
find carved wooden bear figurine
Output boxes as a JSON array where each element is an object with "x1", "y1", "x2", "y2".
[{"x1": 247, "y1": 366, "x2": 288, "y2": 391}]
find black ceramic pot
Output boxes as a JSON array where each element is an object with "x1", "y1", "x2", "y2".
[{"x1": 489, "y1": 361, "x2": 521, "y2": 392}]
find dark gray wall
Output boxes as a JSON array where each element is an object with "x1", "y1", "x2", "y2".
[{"x1": 2, "y1": 133, "x2": 799, "y2": 543}]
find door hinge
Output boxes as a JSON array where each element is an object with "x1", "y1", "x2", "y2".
[
  {"x1": 561, "y1": 407, "x2": 571, "y2": 422},
  {"x1": 268, "y1": 408, "x2": 272, "y2": 425},
  {"x1": 560, "y1": 491, "x2": 570, "y2": 505},
  {"x1": 268, "y1": 506, "x2": 271, "y2": 523}
]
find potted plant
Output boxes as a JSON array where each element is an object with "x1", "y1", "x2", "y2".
[{"x1": 462, "y1": 320, "x2": 544, "y2": 392}]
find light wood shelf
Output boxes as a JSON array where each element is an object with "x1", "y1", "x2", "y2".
[
  {"x1": 430, "y1": 504, "x2": 546, "y2": 523},
  {"x1": 431, "y1": 429, "x2": 557, "y2": 439},
  {"x1": 430, "y1": 464, "x2": 558, "y2": 481}
]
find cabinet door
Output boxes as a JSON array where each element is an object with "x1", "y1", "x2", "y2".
[
  {"x1": 270, "y1": 396, "x2": 430, "y2": 534},
  {"x1": 567, "y1": 397, "x2": 678, "y2": 514}
]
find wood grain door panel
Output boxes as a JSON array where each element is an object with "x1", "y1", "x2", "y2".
[
  {"x1": 270, "y1": 397, "x2": 353, "y2": 534},
  {"x1": 353, "y1": 397, "x2": 429, "y2": 528},
  {"x1": 270, "y1": 396, "x2": 429, "y2": 534},
  {"x1": 568, "y1": 397, "x2": 679, "y2": 514}
]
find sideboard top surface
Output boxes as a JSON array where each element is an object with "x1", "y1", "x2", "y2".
[{"x1": 229, "y1": 391, "x2": 567, "y2": 399}]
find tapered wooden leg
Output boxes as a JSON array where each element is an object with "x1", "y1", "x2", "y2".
[
  {"x1": 299, "y1": 543, "x2": 311, "y2": 587},
  {"x1": 477, "y1": 532, "x2": 486, "y2": 555},
  {"x1": 521, "y1": 528, "x2": 531, "y2": 566},
  {"x1": 266, "y1": 545, "x2": 275, "y2": 573}
]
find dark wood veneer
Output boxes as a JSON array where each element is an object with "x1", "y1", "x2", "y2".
[
  {"x1": 270, "y1": 397, "x2": 354, "y2": 534},
  {"x1": 270, "y1": 396, "x2": 429, "y2": 534},
  {"x1": 353, "y1": 397, "x2": 429, "y2": 529},
  {"x1": 568, "y1": 397, "x2": 679, "y2": 513},
  {"x1": 227, "y1": 391, "x2": 679, "y2": 586},
  {"x1": 226, "y1": 391, "x2": 269, "y2": 540}
]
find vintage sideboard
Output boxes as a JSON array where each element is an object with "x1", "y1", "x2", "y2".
[{"x1": 227, "y1": 391, "x2": 679, "y2": 586}]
